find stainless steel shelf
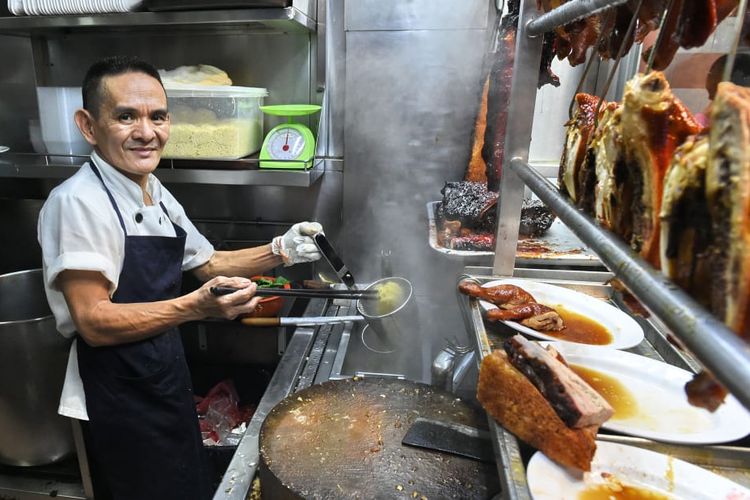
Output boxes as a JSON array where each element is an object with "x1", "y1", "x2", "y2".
[
  {"x1": 0, "y1": 154, "x2": 324, "y2": 187},
  {"x1": 0, "y1": 7, "x2": 315, "y2": 35}
]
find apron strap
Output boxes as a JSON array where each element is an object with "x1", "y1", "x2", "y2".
[
  {"x1": 89, "y1": 163, "x2": 127, "y2": 235},
  {"x1": 159, "y1": 201, "x2": 180, "y2": 237}
]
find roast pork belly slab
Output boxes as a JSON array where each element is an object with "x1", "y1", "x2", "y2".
[{"x1": 503, "y1": 335, "x2": 613, "y2": 428}]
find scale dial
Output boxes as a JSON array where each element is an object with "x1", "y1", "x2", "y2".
[{"x1": 265, "y1": 127, "x2": 306, "y2": 160}]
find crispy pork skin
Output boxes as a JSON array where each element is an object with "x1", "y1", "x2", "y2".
[
  {"x1": 659, "y1": 134, "x2": 713, "y2": 306},
  {"x1": 487, "y1": 304, "x2": 564, "y2": 331},
  {"x1": 621, "y1": 72, "x2": 701, "y2": 268},
  {"x1": 504, "y1": 335, "x2": 614, "y2": 428},
  {"x1": 477, "y1": 349, "x2": 600, "y2": 471}
]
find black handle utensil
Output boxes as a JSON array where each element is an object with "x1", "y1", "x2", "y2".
[
  {"x1": 312, "y1": 232, "x2": 357, "y2": 290},
  {"x1": 209, "y1": 286, "x2": 376, "y2": 300}
]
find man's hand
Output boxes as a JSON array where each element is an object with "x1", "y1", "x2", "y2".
[
  {"x1": 271, "y1": 221, "x2": 323, "y2": 266},
  {"x1": 195, "y1": 276, "x2": 261, "y2": 320}
]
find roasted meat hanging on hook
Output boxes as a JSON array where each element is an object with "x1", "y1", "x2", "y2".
[
  {"x1": 536, "y1": 0, "x2": 735, "y2": 70},
  {"x1": 620, "y1": 72, "x2": 701, "y2": 268},
  {"x1": 591, "y1": 103, "x2": 626, "y2": 230},
  {"x1": 644, "y1": 0, "x2": 737, "y2": 70},
  {"x1": 682, "y1": 83, "x2": 750, "y2": 411},
  {"x1": 659, "y1": 133, "x2": 713, "y2": 307},
  {"x1": 559, "y1": 93, "x2": 600, "y2": 206}
]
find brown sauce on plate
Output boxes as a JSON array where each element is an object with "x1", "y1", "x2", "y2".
[
  {"x1": 542, "y1": 306, "x2": 613, "y2": 345},
  {"x1": 578, "y1": 483, "x2": 670, "y2": 500},
  {"x1": 570, "y1": 365, "x2": 639, "y2": 419}
]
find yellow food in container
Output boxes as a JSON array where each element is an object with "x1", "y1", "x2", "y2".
[{"x1": 162, "y1": 84, "x2": 268, "y2": 160}]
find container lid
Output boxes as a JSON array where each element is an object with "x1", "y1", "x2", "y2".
[{"x1": 164, "y1": 84, "x2": 269, "y2": 98}]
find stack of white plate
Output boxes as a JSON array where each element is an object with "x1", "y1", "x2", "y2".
[{"x1": 8, "y1": 0, "x2": 142, "y2": 15}]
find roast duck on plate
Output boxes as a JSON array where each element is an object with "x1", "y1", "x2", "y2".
[{"x1": 558, "y1": 71, "x2": 750, "y2": 411}]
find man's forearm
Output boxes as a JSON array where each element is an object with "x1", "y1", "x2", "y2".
[
  {"x1": 74, "y1": 294, "x2": 203, "y2": 347},
  {"x1": 194, "y1": 244, "x2": 283, "y2": 281}
]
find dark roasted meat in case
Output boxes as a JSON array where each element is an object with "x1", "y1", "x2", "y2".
[
  {"x1": 437, "y1": 181, "x2": 556, "y2": 251},
  {"x1": 440, "y1": 182, "x2": 498, "y2": 231}
]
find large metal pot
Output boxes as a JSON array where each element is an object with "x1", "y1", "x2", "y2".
[{"x1": 0, "y1": 269, "x2": 74, "y2": 466}]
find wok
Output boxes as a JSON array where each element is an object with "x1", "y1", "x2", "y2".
[{"x1": 258, "y1": 377, "x2": 500, "y2": 499}]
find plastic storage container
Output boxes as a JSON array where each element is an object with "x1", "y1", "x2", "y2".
[
  {"x1": 36, "y1": 87, "x2": 92, "y2": 156},
  {"x1": 163, "y1": 85, "x2": 268, "y2": 160}
]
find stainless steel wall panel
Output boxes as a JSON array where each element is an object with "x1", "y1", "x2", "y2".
[
  {"x1": 321, "y1": 0, "x2": 345, "y2": 158},
  {"x1": 345, "y1": 0, "x2": 489, "y2": 31},
  {"x1": 341, "y1": 28, "x2": 488, "y2": 381},
  {"x1": 0, "y1": 35, "x2": 37, "y2": 151}
]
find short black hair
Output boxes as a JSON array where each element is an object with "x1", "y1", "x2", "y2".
[{"x1": 81, "y1": 56, "x2": 164, "y2": 117}]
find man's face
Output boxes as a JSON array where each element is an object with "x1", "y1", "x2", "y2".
[{"x1": 79, "y1": 72, "x2": 169, "y2": 182}]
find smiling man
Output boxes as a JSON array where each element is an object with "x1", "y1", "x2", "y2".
[{"x1": 37, "y1": 56, "x2": 323, "y2": 499}]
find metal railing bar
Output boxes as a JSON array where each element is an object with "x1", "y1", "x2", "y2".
[
  {"x1": 508, "y1": 157, "x2": 750, "y2": 411},
  {"x1": 526, "y1": 0, "x2": 629, "y2": 37}
]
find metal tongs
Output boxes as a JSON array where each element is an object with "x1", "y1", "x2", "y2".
[{"x1": 209, "y1": 286, "x2": 375, "y2": 300}]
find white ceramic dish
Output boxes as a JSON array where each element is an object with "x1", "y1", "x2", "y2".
[
  {"x1": 547, "y1": 342, "x2": 750, "y2": 444},
  {"x1": 527, "y1": 441, "x2": 750, "y2": 500},
  {"x1": 478, "y1": 279, "x2": 644, "y2": 349}
]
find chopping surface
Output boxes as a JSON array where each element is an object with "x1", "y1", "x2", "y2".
[{"x1": 259, "y1": 377, "x2": 499, "y2": 499}]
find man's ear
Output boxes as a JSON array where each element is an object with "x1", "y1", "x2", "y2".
[{"x1": 74, "y1": 109, "x2": 97, "y2": 146}]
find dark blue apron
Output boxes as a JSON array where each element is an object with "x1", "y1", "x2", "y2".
[{"x1": 77, "y1": 164, "x2": 208, "y2": 500}]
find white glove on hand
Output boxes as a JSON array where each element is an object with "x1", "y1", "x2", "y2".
[{"x1": 271, "y1": 221, "x2": 323, "y2": 266}]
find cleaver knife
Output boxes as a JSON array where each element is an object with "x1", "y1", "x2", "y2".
[
  {"x1": 313, "y1": 232, "x2": 357, "y2": 290},
  {"x1": 401, "y1": 417, "x2": 495, "y2": 463}
]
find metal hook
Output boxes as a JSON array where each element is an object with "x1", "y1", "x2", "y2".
[
  {"x1": 568, "y1": 8, "x2": 615, "y2": 120},
  {"x1": 593, "y1": 0, "x2": 645, "y2": 130},
  {"x1": 645, "y1": 0, "x2": 677, "y2": 73},
  {"x1": 723, "y1": 0, "x2": 749, "y2": 83}
]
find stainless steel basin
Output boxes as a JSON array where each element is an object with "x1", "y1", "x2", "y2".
[{"x1": 0, "y1": 269, "x2": 73, "y2": 466}]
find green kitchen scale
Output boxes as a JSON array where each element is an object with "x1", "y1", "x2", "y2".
[{"x1": 259, "y1": 104, "x2": 321, "y2": 169}]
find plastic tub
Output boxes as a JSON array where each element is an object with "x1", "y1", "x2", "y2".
[
  {"x1": 163, "y1": 85, "x2": 268, "y2": 159},
  {"x1": 36, "y1": 87, "x2": 92, "y2": 156}
]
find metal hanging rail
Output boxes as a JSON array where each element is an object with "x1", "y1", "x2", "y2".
[
  {"x1": 525, "y1": 0, "x2": 628, "y2": 37},
  {"x1": 507, "y1": 158, "x2": 750, "y2": 410}
]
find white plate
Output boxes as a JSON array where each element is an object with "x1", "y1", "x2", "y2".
[
  {"x1": 527, "y1": 441, "x2": 750, "y2": 500},
  {"x1": 478, "y1": 279, "x2": 644, "y2": 349},
  {"x1": 547, "y1": 342, "x2": 750, "y2": 444}
]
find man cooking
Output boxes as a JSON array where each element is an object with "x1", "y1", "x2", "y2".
[{"x1": 37, "y1": 55, "x2": 322, "y2": 499}]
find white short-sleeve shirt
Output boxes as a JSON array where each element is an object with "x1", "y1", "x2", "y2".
[{"x1": 37, "y1": 151, "x2": 215, "y2": 420}]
